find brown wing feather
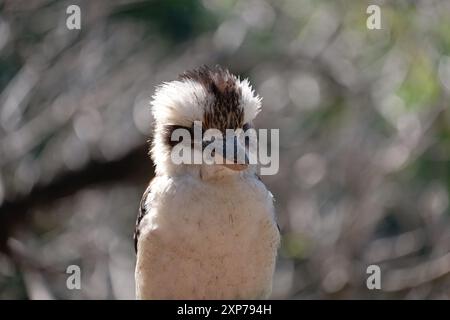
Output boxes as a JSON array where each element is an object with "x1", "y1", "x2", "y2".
[{"x1": 134, "y1": 183, "x2": 152, "y2": 254}]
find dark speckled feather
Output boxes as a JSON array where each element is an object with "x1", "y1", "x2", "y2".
[
  {"x1": 179, "y1": 66, "x2": 244, "y2": 131},
  {"x1": 134, "y1": 183, "x2": 152, "y2": 253}
]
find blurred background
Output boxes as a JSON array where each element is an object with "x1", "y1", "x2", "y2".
[{"x1": 1, "y1": 0, "x2": 450, "y2": 299}]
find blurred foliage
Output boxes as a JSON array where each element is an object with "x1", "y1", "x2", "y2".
[{"x1": 111, "y1": 0, "x2": 218, "y2": 42}]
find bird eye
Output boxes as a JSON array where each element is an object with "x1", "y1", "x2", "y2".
[{"x1": 243, "y1": 123, "x2": 251, "y2": 131}]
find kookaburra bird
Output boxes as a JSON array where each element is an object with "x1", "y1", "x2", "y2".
[{"x1": 134, "y1": 66, "x2": 280, "y2": 299}]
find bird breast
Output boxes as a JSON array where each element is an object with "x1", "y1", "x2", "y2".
[{"x1": 135, "y1": 174, "x2": 280, "y2": 299}]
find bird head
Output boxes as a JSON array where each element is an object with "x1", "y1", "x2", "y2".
[{"x1": 150, "y1": 66, "x2": 262, "y2": 178}]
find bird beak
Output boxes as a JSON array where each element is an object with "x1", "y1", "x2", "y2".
[{"x1": 219, "y1": 136, "x2": 249, "y2": 171}]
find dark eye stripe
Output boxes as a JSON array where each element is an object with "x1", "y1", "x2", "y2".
[
  {"x1": 163, "y1": 125, "x2": 195, "y2": 148},
  {"x1": 163, "y1": 123, "x2": 253, "y2": 149}
]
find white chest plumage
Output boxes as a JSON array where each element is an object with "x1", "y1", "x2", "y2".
[{"x1": 135, "y1": 172, "x2": 280, "y2": 299}]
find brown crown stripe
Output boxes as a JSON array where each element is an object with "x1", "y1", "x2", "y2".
[{"x1": 179, "y1": 66, "x2": 244, "y2": 131}]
